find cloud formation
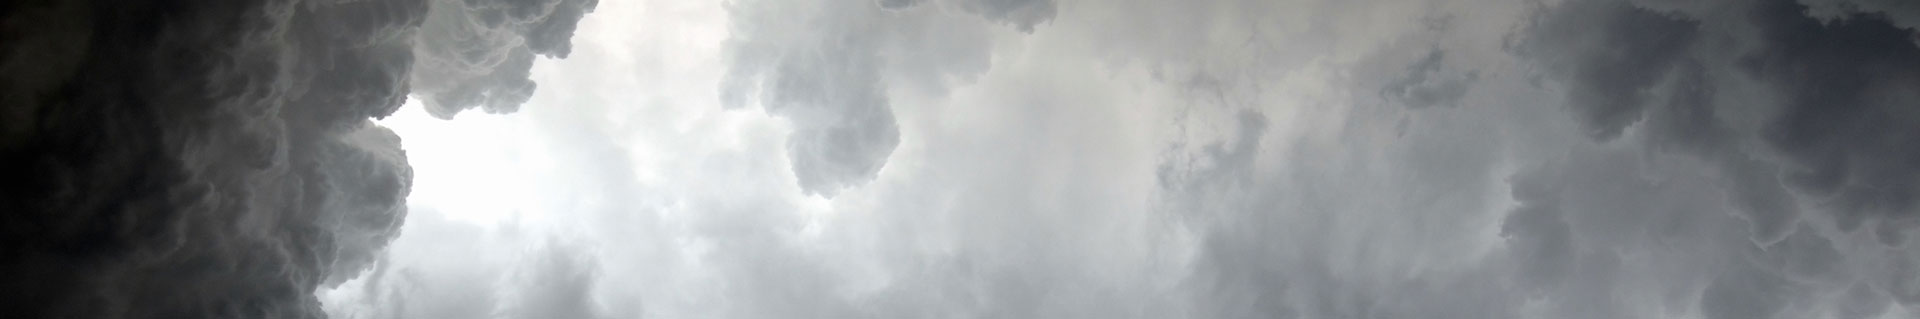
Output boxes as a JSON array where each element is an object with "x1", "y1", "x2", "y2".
[{"x1": 0, "y1": 0, "x2": 593, "y2": 317}]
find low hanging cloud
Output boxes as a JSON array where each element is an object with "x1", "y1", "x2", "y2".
[
  {"x1": 0, "y1": 0, "x2": 593, "y2": 318},
  {"x1": 719, "y1": 0, "x2": 1054, "y2": 197}
]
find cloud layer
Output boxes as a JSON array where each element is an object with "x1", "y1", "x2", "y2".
[{"x1": 9, "y1": 0, "x2": 1920, "y2": 318}]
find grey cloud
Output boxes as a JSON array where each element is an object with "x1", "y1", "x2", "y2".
[
  {"x1": 1800, "y1": 0, "x2": 1920, "y2": 32},
  {"x1": 720, "y1": 0, "x2": 1049, "y2": 197},
  {"x1": 337, "y1": 209, "x2": 502, "y2": 319},
  {"x1": 0, "y1": 0, "x2": 593, "y2": 317},
  {"x1": 1379, "y1": 50, "x2": 1479, "y2": 109},
  {"x1": 1838, "y1": 283, "x2": 1895, "y2": 319},
  {"x1": 1148, "y1": 0, "x2": 1919, "y2": 312},
  {"x1": 1514, "y1": 0, "x2": 1699, "y2": 140},
  {"x1": 327, "y1": 210, "x2": 607, "y2": 319},
  {"x1": 408, "y1": 0, "x2": 600, "y2": 119},
  {"x1": 1739, "y1": 0, "x2": 1920, "y2": 232},
  {"x1": 720, "y1": 0, "x2": 903, "y2": 197},
  {"x1": 1498, "y1": 165, "x2": 1576, "y2": 290},
  {"x1": 1162, "y1": 104, "x2": 1520, "y2": 319},
  {"x1": 1699, "y1": 264, "x2": 1797, "y2": 319},
  {"x1": 497, "y1": 242, "x2": 604, "y2": 319},
  {"x1": 1482, "y1": 0, "x2": 1920, "y2": 316},
  {"x1": 869, "y1": 0, "x2": 1055, "y2": 32},
  {"x1": 1518, "y1": 0, "x2": 1920, "y2": 243},
  {"x1": 953, "y1": 0, "x2": 1057, "y2": 32}
]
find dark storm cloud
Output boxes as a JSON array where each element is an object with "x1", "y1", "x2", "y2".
[
  {"x1": 1506, "y1": 0, "x2": 1920, "y2": 316},
  {"x1": 1517, "y1": 0, "x2": 1920, "y2": 242},
  {"x1": 720, "y1": 0, "x2": 1052, "y2": 197},
  {"x1": 1514, "y1": 0, "x2": 1699, "y2": 140},
  {"x1": 0, "y1": 0, "x2": 593, "y2": 318}
]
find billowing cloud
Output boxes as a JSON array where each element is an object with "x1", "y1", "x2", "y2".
[
  {"x1": 0, "y1": 0, "x2": 594, "y2": 317},
  {"x1": 16, "y1": 0, "x2": 1920, "y2": 318},
  {"x1": 409, "y1": 0, "x2": 601, "y2": 119}
]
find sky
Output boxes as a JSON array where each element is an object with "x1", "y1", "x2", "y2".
[{"x1": 4, "y1": 0, "x2": 1920, "y2": 318}]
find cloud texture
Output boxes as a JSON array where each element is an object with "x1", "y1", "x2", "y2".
[
  {"x1": 9, "y1": 0, "x2": 1920, "y2": 318},
  {"x1": 0, "y1": 0, "x2": 592, "y2": 317}
]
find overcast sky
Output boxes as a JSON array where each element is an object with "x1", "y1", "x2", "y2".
[
  {"x1": 311, "y1": 0, "x2": 1920, "y2": 318},
  {"x1": 5, "y1": 0, "x2": 1920, "y2": 318}
]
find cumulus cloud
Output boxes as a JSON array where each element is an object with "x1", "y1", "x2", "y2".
[{"x1": 0, "y1": 0, "x2": 594, "y2": 317}]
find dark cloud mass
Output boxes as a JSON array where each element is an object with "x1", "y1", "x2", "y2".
[
  {"x1": 1518, "y1": 0, "x2": 1920, "y2": 241},
  {"x1": 1492, "y1": 0, "x2": 1920, "y2": 317},
  {"x1": 0, "y1": 0, "x2": 592, "y2": 318}
]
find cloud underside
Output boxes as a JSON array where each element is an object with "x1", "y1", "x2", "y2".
[{"x1": 0, "y1": 0, "x2": 592, "y2": 318}]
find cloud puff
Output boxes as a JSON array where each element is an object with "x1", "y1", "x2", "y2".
[
  {"x1": 719, "y1": 0, "x2": 1052, "y2": 197},
  {"x1": 409, "y1": 0, "x2": 600, "y2": 119},
  {"x1": 0, "y1": 0, "x2": 593, "y2": 317}
]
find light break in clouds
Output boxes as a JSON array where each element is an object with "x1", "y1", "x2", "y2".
[{"x1": 5, "y1": 0, "x2": 1920, "y2": 318}]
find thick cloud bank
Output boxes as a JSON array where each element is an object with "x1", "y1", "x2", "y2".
[{"x1": 0, "y1": 0, "x2": 591, "y2": 318}]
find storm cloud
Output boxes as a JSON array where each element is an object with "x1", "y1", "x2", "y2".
[
  {"x1": 0, "y1": 0, "x2": 593, "y2": 317},
  {"x1": 8, "y1": 0, "x2": 1920, "y2": 318},
  {"x1": 1517, "y1": 0, "x2": 1920, "y2": 245}
]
